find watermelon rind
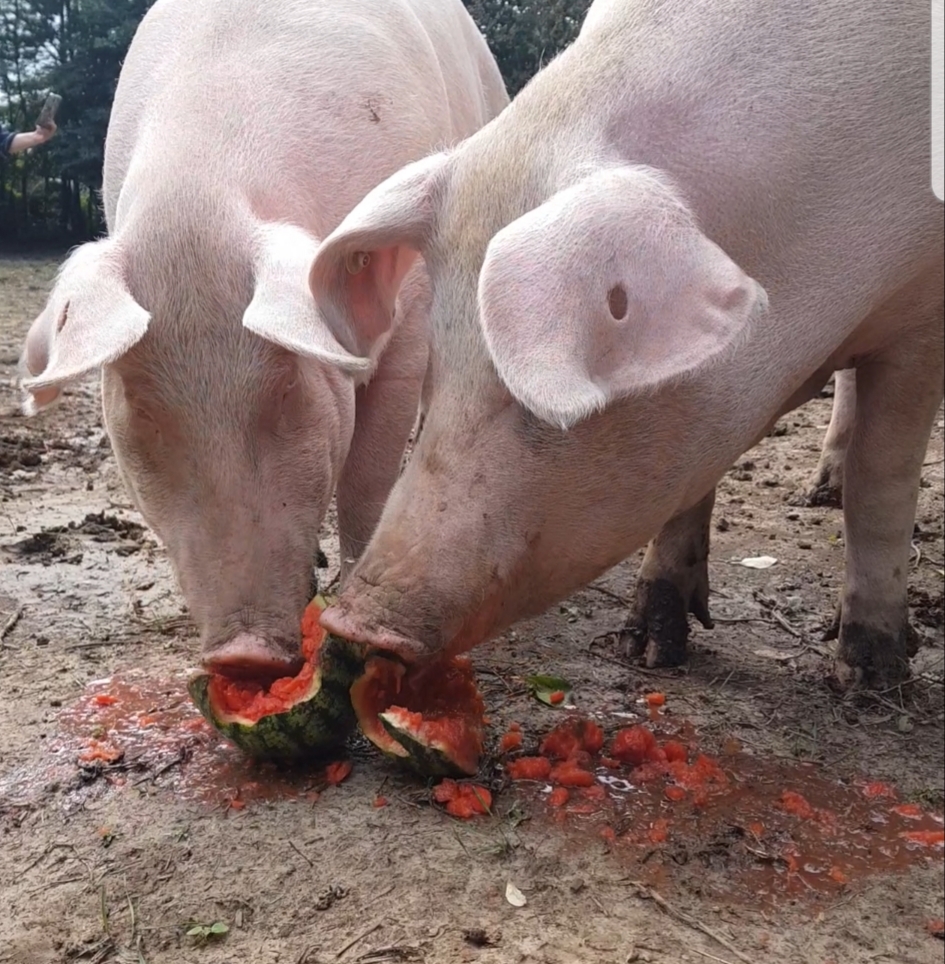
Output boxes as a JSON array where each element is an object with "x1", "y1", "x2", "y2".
[
  {"x1": 378, "y1": 708, "x2": 480, "y2": 778},
  {"x1": 188, "y1": 635, "x2": 363, "y2": 767}
]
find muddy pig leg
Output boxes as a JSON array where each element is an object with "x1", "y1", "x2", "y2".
[
  {"x1": 831, "y1": 279, "x2": 943, "y2": 689},
  {"x1": 620, "y1": 489, "x2": 716, "y2": 668},
  {"x1": 798, "y1": 369, "x2": 856, "y2": 508}
]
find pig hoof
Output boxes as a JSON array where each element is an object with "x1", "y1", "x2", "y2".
[
  {"x1": 832, "y1": 621, "x2": 919, "y2": 691},
  {"x1": 792, "y1": 465, "x2": 843, "y2": 508},
  {"x1": 203, "y1": 634, "x2": 305, "y2": 682},
  {"x1": 622, "y1": 578, "x2": 700, "y2": 668},
  {"x1": 802, "y1": 482, "x2": 843, "y2": 508}
]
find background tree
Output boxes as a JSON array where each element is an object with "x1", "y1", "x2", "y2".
[
  {"x1": 463, "y1": 0, "x2": 592, "y2": 97},
  {"x1": 1, "y1": 0, "x2": 591, "y2": 246}
]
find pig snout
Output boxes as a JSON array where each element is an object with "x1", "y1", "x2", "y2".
[
  {"x1": 321, "y1": 559, "x2": 508, "y2": 664},
  {"x1": 319, "y1": 584, "x2": 432, "y2": 662},
  {"x1": 202, "y1": 631, "x2": 305, "y2": 681}
]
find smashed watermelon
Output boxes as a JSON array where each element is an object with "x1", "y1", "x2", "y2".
[
  {"x1": 188, "y1": 595, "x2": 363, "y2": 766},
  {"x1": 189, "y1": 595, "x2": 486, "y2": 777},
  {"x1": 350, "y1": 653, "x2": 485, "y2": 778}
]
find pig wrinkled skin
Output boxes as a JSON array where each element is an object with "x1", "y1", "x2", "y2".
[
  {"x1": 17, "y1": 0, "x2": 507, "y2": 680},
  {"x1": 313, "y1": 0, "x2": 943, "y2": 691}
]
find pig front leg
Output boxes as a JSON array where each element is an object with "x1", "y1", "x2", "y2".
[
  {"x1": 620, "y1": 490, "x2": 716, "y2": 667},
  {"x1": 797, "y1": 369, "x2": 856, "y2": 508},
  {"x1": 335, "y1": 269, "x2": 431, "y2": 582},
  {"x1": 829, "y1": 294, "x2": 943, "y2": 690}
]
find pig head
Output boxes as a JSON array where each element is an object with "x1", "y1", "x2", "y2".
[
  {"x1": 310, "y1": 158, "x2": 768, "y2": 658},
  {"x1": 20, "y1": 214, "x2": 365, "y2": 679}
]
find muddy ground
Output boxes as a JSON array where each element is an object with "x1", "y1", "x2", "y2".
[{"x1": 1, "y1": 252, "x2": 943, "y2": 964}]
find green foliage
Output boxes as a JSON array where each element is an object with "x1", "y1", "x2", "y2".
[
  {"x1": 185, "y1": 920, "x2": 229, "y2": 944},
  {"x1": 1, "y1": 0, "x2": 154, "y2": 242},
  {"x1": 1, "y1": 0, "x2": 592, "y2": 244},
  {"x1": 463, "y1": 0, "x2": 592, "y2": 96}
]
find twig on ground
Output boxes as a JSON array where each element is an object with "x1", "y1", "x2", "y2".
[
  {"x1": 126, "y1": 893, "x2": 138, "y2": 943},
  {"x1": 288, "y1": 839, "x2": 314, "y2": 867},
  {"x1": 361, "y1": 883, "x2": 396, "y2": 910},
  {"x1": 99, "y1": 882, "x2": 110, "y2": 935},
  {"x1": 1, "y1": 605, "x2": 24, "y2": 643},
  {"x1": 21, "y1": 841, "x2": 76, "y2": 875},
  {"x1": 586, "y1": 583, "x2": 629, "y2": 606},
  {"x1": 335, "y1": 921, "x2": 384, "y2": 959},
  {"x1": 132, "y1": 749, "x2": 188, "y2": 786},
  {"x1": 28, "y1": 874, "x2": 86, "y2": 895},
  {"x1": 768, "y1": 609, "x2": 803, "y2": 639},
  {"x1": 626, "y1": 879, "x2": 753, "y2": 964},
  {"x1": 714, "y1": 611, "x2": 805, "y2": 643},
  {"x1": 862, "y1": 689, "x2": 939, "y2": 725},
  {"x1": 692, "y1": 948, "x2": 740, "y2": 964}
]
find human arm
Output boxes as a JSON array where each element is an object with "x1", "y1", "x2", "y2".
[{"x1": 3, "y1": 123, "x2": 57, "y2": 155}]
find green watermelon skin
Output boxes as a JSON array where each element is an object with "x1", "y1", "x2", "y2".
[
  {"x1": 378, "y1": 711, "x2": 479, "y2": 779},
  {"x1": 188, "y1": 637, "x2": 363, "y2": 767}
]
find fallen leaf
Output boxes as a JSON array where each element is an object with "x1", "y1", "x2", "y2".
[
  {"x1": 737, "y1": 555, "x2": 778, "y2": 569},
  {"x1": 505, "y1": 881, "x2": 527, "y2": 907},
  {"x1": 526, "y1": 675, "x2": 572, "y2": 707}
]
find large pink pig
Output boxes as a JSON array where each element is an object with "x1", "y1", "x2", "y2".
[
  {"x1": 311, "y1": 0, "x2": 943, "y2": 690},
  {"x1": 18, "y1": 0, "x2": 507, "y2": 679}
]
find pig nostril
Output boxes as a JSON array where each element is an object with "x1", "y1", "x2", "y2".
[{"x1": 607, "y1": 284, "x2": 628, "y2": 320}]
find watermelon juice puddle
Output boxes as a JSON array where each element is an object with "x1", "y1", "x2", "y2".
[
  {"x1": 507, "y1": 715, "x2": 944, "y2": 908},
  {"x1": 6, "y1": 670, "x2": 340, "y2": 813}
]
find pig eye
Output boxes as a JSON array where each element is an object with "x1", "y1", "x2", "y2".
[
  {"x1": 345, "y1": 251, "x2": 371, "y2": 275},
  {"x1": 132, "y1": 405, "x2": 156, "y2": 425},
  {"x1": 281, "y1": 374, "x2": 298, "y2": 401}
]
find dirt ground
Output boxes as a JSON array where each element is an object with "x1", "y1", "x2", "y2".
[{"x1": 1, "y1": 252, "x2": 943, "y2": 964}]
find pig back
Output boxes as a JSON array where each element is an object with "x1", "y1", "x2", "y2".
[{"x1": 103, "y1": 0, "x2": 507, "y2": 236}]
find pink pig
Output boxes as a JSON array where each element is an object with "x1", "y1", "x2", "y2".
[
  {"x1": 18, "y1": 0, "x2": 507, "y2": 679},
  {"x1": 311, "y1": 0, "x2": 943, "y2": 691}
]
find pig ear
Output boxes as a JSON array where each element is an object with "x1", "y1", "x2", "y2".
[
  {"x1": 241, "y1": 222, "x2": 371, "y2": 372},
  {"x1": 308, "y1": 152, "x2": 448, "y2": 360},
  {"x1": 19, "y1": 239, "x2": 150, "y2": 415},
  {"x1": 478, "y1": 166, "x2": 768, "y2": 430}
]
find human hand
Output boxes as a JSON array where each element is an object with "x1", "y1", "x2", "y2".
[{"x1": 34, "y1": 121, "x2": 57, "y2": 142}]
